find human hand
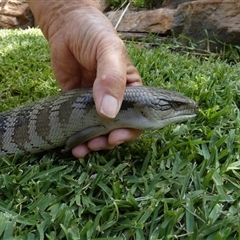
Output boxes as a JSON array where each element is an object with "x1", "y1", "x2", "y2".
[{"x1": 27, "y1": 1, "x2": 142, "y2": 157}]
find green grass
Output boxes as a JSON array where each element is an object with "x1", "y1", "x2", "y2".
[{"x1": 0, "y1": 28, "x2": 240, "y2": 239}]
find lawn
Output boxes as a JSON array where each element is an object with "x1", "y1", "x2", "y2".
[{"x1": 0, "y1": 28, "x2": 240, "y2": 240}]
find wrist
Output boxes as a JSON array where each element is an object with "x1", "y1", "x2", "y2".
[{"x1": 26, "y1": 0, "x2": 101, "y2": 39}]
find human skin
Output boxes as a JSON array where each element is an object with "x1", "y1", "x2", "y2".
[{"x1": 26, "y1": 0, "x2": 142, "y2": 157}]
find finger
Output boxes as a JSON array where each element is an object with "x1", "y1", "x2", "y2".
[
  {"x1": 50, "y1": 36, "x2": 82, "y2": 91},
  {"x1": 71, "y1": 136, "x2": 114, "y2": 158},
  {"x1": 86, "y1": 129, "x2": 142, "y2": 151},
  {"x1": 87, "y1": 136, "x2": 115, "y2": 151},
  {"x1": 71, "y1": 128, "x2": 143, "y2": 158},
  {"x1": 71, "y1": 144, "x2": 91, "y2": 158},
  {"x1": 126, "y1": 61, "x2": 143, "y2": 86},
  {"x1": 108, "y1": 128, "x2": 143, "y2": 145},
  {"x1": 50, "y1": 36, "x2": 96, "y2": 91}
]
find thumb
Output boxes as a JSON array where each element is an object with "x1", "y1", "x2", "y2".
[{"x1": 93, "y1": 39, "x2": 128, "y2": 119}]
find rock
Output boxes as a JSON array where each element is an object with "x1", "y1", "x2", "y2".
[
  {"x1": 1, "y1": 0, "x2": 240, "y2": 52},
  {"x1": 106, "y1": 8, "x2": 175, "y2": 35},
  {"x1": 0, "y1": 0, "x2": 34, "y2": 29},
  {"x1": 172, "y1": 0, "x2": 240, "y2": 50},
  {"x1": 162, "y1": 0, "x2": 195, "y2": 9}
]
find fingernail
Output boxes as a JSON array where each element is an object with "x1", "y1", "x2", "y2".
[
  {"x1": 100, "y1": 95, "x2": 119, "y2": 118},
  {"x1": 116, "y1": 141, "x2": 124, "y2": 146}
]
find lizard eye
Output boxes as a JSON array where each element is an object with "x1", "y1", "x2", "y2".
[{"x1": 172, "y1": 101, "x2": 184, "y2": 109}]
